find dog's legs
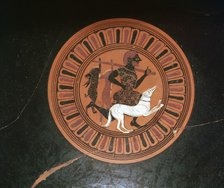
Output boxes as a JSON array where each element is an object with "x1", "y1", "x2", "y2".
[
  {"x1": 143, "y1": 99, "x2": 164, "y2": 116},
  {"x1": 120, "y1": 116, "x2": 133, "y2": 133},
  {"x1": 117, "y1": 118, "x2": 129, "y2": 133},
  {"x1": 151, "y1": 106, "x2": 159, "y2": 113},
  {"x1": 103, "y1": 110, "x2": 112, "y2": 127},
  {"x1": 153, "y1": 100, "x2": 164, "y2": 112},
  {"x1": 146, "y1": 103, "x2": 164, "y2": 116},
  {"x1": 158, "y1": 103, "x2": 164, "y2": 109},
  {"x1": 116, "y1": 119, "x2": 123, "y2": 132}
]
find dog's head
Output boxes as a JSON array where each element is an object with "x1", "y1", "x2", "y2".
[{"x1": 142, "y1": 86, "x2": 156, "y2": 98}]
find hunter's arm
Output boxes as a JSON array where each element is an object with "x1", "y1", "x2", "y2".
[{"x1": 108, "y1": 70, "x2": 125, "y2": 89}]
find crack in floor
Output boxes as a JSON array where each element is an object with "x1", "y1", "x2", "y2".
[
  {"x1": 29, "y1": 118, "x2": 224, "y2": 187},
  {"x1": 31, "y1": 150, "x2": 101, "y2": 187},
  {"x1": 187, "y1": 118, "x2": 224, "y2": 129},
  {"x1": 0, "y1": 49, "x2": 54, "y2": 132},
  {"x1": 31, "y1": 155, "x2": 83, "y2": 188}
]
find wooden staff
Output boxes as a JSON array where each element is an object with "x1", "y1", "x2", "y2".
[{"x1": 92, "y1": 60, "x2": 156, "y2": 75}]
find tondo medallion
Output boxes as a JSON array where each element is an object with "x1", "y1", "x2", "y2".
[{"x1": 48, "y1": 18, "x2": 194, "y2": 164}]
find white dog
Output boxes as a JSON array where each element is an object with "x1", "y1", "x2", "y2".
[{"x1": 103, "y1": 86, "x2": 164, "y2": 133}]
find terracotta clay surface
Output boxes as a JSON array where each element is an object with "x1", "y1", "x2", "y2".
[{"x1": 48, "y1": 18, "x2": 194, "y2": 164}]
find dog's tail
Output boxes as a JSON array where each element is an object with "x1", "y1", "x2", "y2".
[{"x1": 103, "y1": 110, "x2": 112, "y2": 128}]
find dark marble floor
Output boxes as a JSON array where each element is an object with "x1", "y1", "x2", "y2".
[{"x1": 1, "y1": 1, "x2": 224, "y2": 187}]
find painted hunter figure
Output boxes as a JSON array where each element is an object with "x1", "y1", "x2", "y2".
[
  {"x1": 108, "y1": 50, "x2": 152, "y2": 128},
  {"x1": 83, "y1": 50, "x2": 158, "y2": 130}
]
